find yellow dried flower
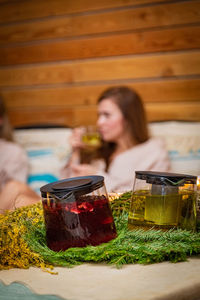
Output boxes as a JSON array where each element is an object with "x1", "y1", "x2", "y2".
[{"x1": 0, "y1": 201, "x2": 54, "y2": 273}]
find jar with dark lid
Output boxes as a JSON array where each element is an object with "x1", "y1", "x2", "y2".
[
  {"x1": 128, "y1": 171, "x2": 197, "y2": 231},
  {"x1": 40, "y1": 175, "x2": 116, "y2": 251}
]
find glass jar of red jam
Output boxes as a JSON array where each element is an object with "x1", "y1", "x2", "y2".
[{"x1": 40, "y1": 176, "x2": 117, "y2": 251}]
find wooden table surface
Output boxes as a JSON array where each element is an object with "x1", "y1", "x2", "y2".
[{"x1": 1, "y1": 257, "x2": 200, "y2": 300}]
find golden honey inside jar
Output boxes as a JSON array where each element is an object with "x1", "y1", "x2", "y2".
[{"x1": 128, "y1": 171, "x2": 197, "y2": 231}]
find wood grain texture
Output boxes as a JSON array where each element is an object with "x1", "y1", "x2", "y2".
[
  {"x1": 7, "y1": 101, "x2": 200, "y2": 128},
  {"x1": 8, "y1": 106, "x2": 98, "y2": 128},
  {"x1": 2, "y1": 79, "x2": 200, "y2": 109},
  {"x1": 0, "y1": 51, "x2": 199, "y2": 87},
  {"x1": 146, "y1": 102, "x2": 200, "y2": 122},
  {"x1": 0, "y1": 0, "x2": 17, "y2": 2},
  {"x1": 8, "y1": 107, "x2": 75, "y2": 128},
  {"x1": 0, "y1": 0, "x2": 171, "y2": 24},
  {"x1": 0, "y1": 1, "x2": 199, "y2": 44},
  {"x1": 1, "y1": 25, "x2": 200, "y2": 66},
  {"x1": 0, "y1": 0, "x2": 199, "y2": 126}
]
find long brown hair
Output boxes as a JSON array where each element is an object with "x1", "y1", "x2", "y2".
[
  {"x1": 0, "y1": 96, "x2": 13, "y2": 141},
  {"x1": 97, "y1": 86, "x2": 149, "y2": 169}
]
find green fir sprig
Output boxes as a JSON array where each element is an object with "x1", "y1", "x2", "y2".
[
  {"x1": 25, "y1": 207, "x2": 200, "y2": 268},
  {"x1": 1, "y1": 192, "x2": 200, "y2": 270}
]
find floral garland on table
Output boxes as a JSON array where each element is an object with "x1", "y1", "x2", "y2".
[
  {"x1": 0, "y1": 192, "x2": 200, "y2": 272},
  {"x1": 0, "y1": 202, "x2": 54, "y2": 272}
]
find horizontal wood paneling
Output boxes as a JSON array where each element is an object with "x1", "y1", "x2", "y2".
[
  {"x1": 0, "y1": 0, "x2": 171, "y2": 24},
  {"x1": 1, "y1": 1, "x2": 199, "y2": 45},
  {"x1": 7, "y1": 101, "x2": 200, "y2": 128},
  {"x1": 0, "y1": 51, "x2": 199, "y2": 87},
  {"x1": 73, "y1": 102, "x2": 200, "y2": 124},
  {"x1": 8, "y1": 106, "x2": 98, "y2": 128},
  {"x1": 8, "y1": 108, "x2": 75, "y2": 128},
  {"x1": 1, "y1": 25, "x2": 200, "y2": 66},
  {"x1": 146, "y1": 102, "x2": 200, "y2": 122},
  {"x1": 0, "y1": 0, "x2": 18, "y2": 3},
  {"x1": 0, "y1": 0, "x2": 199, "y2": 125},
  {"x1": 2, "y1": 79, "x2": 200, "y2": 109}
]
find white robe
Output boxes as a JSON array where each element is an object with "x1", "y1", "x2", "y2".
[
  {"x1": 95, "y1": 137, "x2": 171, "y2": 192},
  {"x1": 0, "y1": 139, "x2": 29, "y2": 190}
]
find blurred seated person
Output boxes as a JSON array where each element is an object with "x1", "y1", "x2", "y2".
[
  {"x1": 61, "y1": 86, "x2": 171, "y2": 192},
  {"x1": 0, "y1": 96, "x2": 40, "y2": 213}
]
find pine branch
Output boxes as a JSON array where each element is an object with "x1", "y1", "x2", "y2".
[
  {"x1": 1, "y1": 193, "x2": 200, "y2": 270},
  {"x1": 25, "y1": 212, "x2": 200, "y2": 268}
]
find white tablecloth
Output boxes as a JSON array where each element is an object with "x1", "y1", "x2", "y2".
[{"x1": 1, "y1": 258, "x2": 200, "y2": 300}]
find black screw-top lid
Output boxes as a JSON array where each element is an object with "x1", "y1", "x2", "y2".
[
  {"x1": 52, "y1": 178, "x2": 92, "y2": 190},
  {"x1": 135, "y1": 171, "x2": 197, "y2": 186},
  {"x1": 40, "y1": 175, "x2": 104, "y2": 198}
]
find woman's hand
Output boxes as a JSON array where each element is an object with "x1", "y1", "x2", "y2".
[
  {"x1": 70, "y1": 127, "x2": 85, "y2": 150},
  {"x1": 70, "y1": 164, "x2": 97, "y2": 176}
]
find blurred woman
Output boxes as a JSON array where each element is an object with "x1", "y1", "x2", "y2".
[
  {"x1": 61, "y1": 86, "x2": 170, "y2": 192},
  {"x1": 0, "y1": 96, "x2": 39, "y2": 212}
]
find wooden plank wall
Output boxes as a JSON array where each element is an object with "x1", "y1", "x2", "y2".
[{"x1": 0, "y1": 0, "x2": 200, "y2": 127}]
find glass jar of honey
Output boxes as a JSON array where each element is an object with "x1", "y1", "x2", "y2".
[{"x1": 128, "y1": 171, "x2": 197, "y2": 231}]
